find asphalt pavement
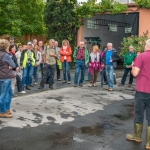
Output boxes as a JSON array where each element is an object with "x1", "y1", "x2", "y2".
[{"x1": 0, "y1": 69, "x2": 147, "y2": 150}]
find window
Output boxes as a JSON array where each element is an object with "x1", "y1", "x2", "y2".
[{"x1": 87, "y1": 20, "x2": 99, "y2": 29}]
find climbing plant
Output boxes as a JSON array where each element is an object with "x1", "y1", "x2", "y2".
[
  {"x1": 120, "y1": 32, "x2": 149, "y2": 57},
  {"x1": 133, "y1": 0, "x2": 150, "y2": 9},
  {"x1": 76, "y1": 0, "x2": 128, "y2": 20}
]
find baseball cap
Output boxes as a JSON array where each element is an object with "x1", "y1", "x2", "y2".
[
  {"x1": 9, "y1": 36, "x2": 14, "y2": 40},
  {"x1": 27, "y1": 41, "x2": 32, "y2": 45}
]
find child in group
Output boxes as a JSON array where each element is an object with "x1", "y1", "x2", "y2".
[{"x1": 88, "y1": 45, "x2": 101, "y2": 87}]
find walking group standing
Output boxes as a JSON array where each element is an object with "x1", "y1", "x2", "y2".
[{"x1": 0, "y1": 37, "x2": 121, "y2": 118}]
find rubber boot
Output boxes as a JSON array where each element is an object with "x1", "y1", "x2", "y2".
[
  {"x1": 126, "y1": 122, "x2": 143, "y2": 142},
  {"x1": 146, "y1": 126, "x2": 150, "y2": 149}
]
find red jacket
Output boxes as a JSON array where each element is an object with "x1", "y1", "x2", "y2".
[{"x1": 60, "y1": 46, "x2": 72, "y2": 62}]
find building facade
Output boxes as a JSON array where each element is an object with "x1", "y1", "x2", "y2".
[{"x1": 77, "y1": 4, "x2": 150, "y2": 52}]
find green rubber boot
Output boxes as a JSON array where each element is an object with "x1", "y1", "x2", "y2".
[
  {"x1": 126, "y1": 122, "x2": 143, "y2": 142},
  {"x1": 146, "y1": 126, "x2": 150, "y2": 149}
]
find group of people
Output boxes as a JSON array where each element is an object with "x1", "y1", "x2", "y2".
[{"x1": 0, "y1": 36, "x2": 121, "y2": 118}]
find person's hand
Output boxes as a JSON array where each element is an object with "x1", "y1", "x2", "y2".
[
  {"x1": 110, "y1": 59, "x2": 113, "y2": 62},
  {"x1": 132, "y1": 62, "x2": 134, "y2": 66},
  {"x1": 101, "y1": 64, "x2": 104, "y2": 68},
  {"x1": 20, "y1": 66, "x2": 23, "y2": 69},
  {"x1": 126, "y1": 65, "x2": 129, "y2": 68},
  {"x1": 49, "y1": 54, "x2": 54, "y2": 57},
  {"x1": 85, "y1": 62, "x2": 88, "y2": 66},
  {"x1": 89, "y1": 63, "x2": 91, "y2": 66},
  {"x1": 16, "y1": 67, "x2": 19, "y2": 72},
  {"x1": 35, "y1": 64, "x2": 37, "y2": 67},
  {"x1": 9, "y1": 66, "x2": 12, "y2": 70}
]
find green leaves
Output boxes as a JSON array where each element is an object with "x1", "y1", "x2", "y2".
[
  {"x1": 44, "y1": 0, "x2": 78, "y2": 49},
  {"x1": 120, "y1": 32, "x2": 149, "y2": 57},
  {"x1": 133, "y1": 0, "x2": 150, "y2": 9},
  {"x1": 0, "y1": 0, "x2": 45, "y2": 37}
]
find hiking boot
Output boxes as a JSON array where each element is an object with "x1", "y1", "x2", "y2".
[
  {"x1": 30, "y1": 84, "x2": 34, "y2": 87},
  {"x1": 126, "y1": 122, "x2": 143, "y2": 142},
  {"x1": 118, "y1": 83, "x2": 124, "y2": 87},
  {"x1": 38, "y1": 86, "x2": 44, "y2": 89},
  {"x1": 26, "y1": 86, "x2": 31, "y2": 90},
  {"x1": 79, "y1": 84, "x2": 83, "y2": 87},
  {"x1": 6, "y1": 110, "x2": 12, "y2": 115},
  {"x1": 49, "y1": 85, "x2": 53, "y2": 89},
  {"x1": 146, "y1": 126, "x2": 150, "y2": 149},
  {"x1": 0, "y1": 113, "x2": 13, "y2": 118}
]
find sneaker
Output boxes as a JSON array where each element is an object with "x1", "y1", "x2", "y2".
[
  {"x1": 18, "y1": 91, "x2": 26, "y2": 94},
  {"x1": 0, "y1": 113, "x2": 13, "y2": 118},
  {"x1": 26, "y1": 86, "x2": 31, "y2": 90},
  {"x1": 108, "y1": 88, "x2": 113, "y2": 91},
  {"x1": 74, "y1": 85, "x2": 77, "y2": 87},
  {"x1": 88, "y1": 84, "x2": 93, "y2": 87},
  {"x1": 34, "y1": 82, "x2": 37, "y2": 85},
  {"x1": 85, "y1": 79, "x2": 90, "y2": 81},
  {"x1": 67, "y1": 81, "x2": 71, "y2": 84},
  {"x1": 93, "y1": 83, "x2": 97, "y2": 87},
  {"x1": 57, "y1": 79, "x2": 61, "y2": 81},
  {"x1": 6, "y1": 110, "x2": 12, "y2": 115},
  {"x1": 62, "y1": 80, "x2": 66, "y2": 83}
]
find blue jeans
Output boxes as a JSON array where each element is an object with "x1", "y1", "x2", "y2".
[
  {"x1": 46, "y1": 69, "x2": 50, "y2": 83},
  {"x1": 33, "y1": 65, "x2": 40, "y2": 82},
  {"x1": 121, "y1": 68, "x2": 133, "y2": 85},
  {"x1": 134, "y1": 91, "x2": 150, "y2": 126},
  {"x1": 62, "y1": 60, "x2": 71, "y2": 81},
  {"x1": 105, "y1": 65, "x2": 114, "y2": 88},
  {"x1": 74, "y1": 60, "x2": 86, "y2": 85},
  {"x1": 22, "y1": 63, "x2": 34, "y2": 86},
  {"x1": 0, "y1": 79, "x2": 12, "y2": 113}
]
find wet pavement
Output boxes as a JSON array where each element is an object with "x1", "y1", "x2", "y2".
[{"x1": 0, "y1": 69, "x2": 147, "y2": 150}]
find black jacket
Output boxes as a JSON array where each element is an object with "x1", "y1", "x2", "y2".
[
  {"x1": 102, "y1": 48, "x2": 120, "y2": 67},
  {"x1": 9, "y1": 53, "x2": 19, "y2": 71}
]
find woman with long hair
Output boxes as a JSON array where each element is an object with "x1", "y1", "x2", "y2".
[{"x1": 60, "y1": 40, "x2": 72, "y2": 84}]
